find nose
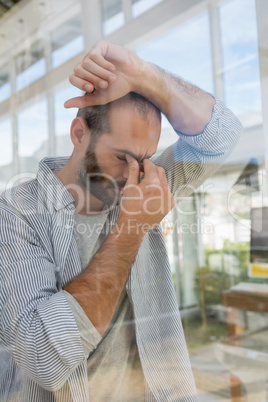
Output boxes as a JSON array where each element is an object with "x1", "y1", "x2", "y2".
[{"x1": 122, "y1": 167, "x2": 129, "y2": 181}]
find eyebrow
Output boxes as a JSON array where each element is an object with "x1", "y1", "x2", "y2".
[{"x1": 112, "y1": 148, "x2": 153, "y2": 161}]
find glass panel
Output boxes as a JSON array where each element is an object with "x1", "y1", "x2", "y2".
[
  {"x1": 0, "y1": 64, "x2": 11, "y2": 103},
  {"x1": 131, "y1": 0, "x2": 163, "y2": 18},
  {"x1": 52, "y1": 35, "x2": 84, "y2": 69},
  {"x1": 136, "y1": 11, "x2": 213, "y2": 309},
  {"x1": 219, "y1": 0, "x2": 262, "y2": 127},
  {"x1": 136, "y1": 12, "x2": 213, "y2": 129},
  {"x1": 0, "y1": 117, "x2": 13, "y2": 192},
  {"x1": 101, "y1": 0, "x2": 124, "y2": 35},
  {"x1": 54, "y1": 85, "x2": 82, "y2": 156},
  {"x1": 16, "y1": 41, "x2": 46, "y2": 91},
  {"x1": 17, "y1": 98, "x2": 48, "y2": 172},
  {"x1": 136, "y1": 12, "x2": 213, "y2": 93},
  {"x1": 0, "y1": 0, "x2": 267, "y2": 400},
  {"x1": 51, "y1": 15, "x2": 84, "y2": 69}
]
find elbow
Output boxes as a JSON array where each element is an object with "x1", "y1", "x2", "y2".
[
  {"x1": 24, "y1": 348, "x2": 85, "y2": 392},
  {"x1": 32, "y1": 363, "x2": 77, "y2": 392}
]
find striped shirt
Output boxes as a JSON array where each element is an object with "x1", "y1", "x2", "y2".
[{"x1": 0, "y1": 98, "x2": 243, "y2": 402}]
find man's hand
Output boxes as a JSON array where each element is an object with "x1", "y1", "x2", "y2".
[
  {"x1": 116, "y1": 156, "x2": 174, "y2": 236},
  {"x1": 64, "y1": 41, "x2": 144, "y2": 109}
]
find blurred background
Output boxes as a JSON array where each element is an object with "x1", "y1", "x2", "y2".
[{"x1": 0, "y1": 0, "x2": 268, "y2": 400}]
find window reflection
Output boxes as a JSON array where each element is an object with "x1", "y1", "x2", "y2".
[
  {"x1": 131, "y1": 0, "x2": 163, "y2": 18},
  {"x1": 136, "y1": 11, "x2": 214, "y2": 312},
  {"x1": 54, "y1": 85, "x2": 82, "y2": 156},
  {"x1": 0, "y1": 0, "x2": 267, "y2": 400},
  {"x1": 101, "y1": 0, "x2": 124, "y2": 36},
  {"x1": 16, "y1": 41, "x2": 46, "y2": 91},
  {"x1": 17, "y1": 98, "x2": 48, "y2": 171},
  {"x1": 136, "y1": 12, "x2": 213, "y2": 94},
  {"x1": 0, "y1": 64, "x2": 11, "y2": 103},
  {"x1": 136, "y1": 12, "x2": 213, "y2": 130},
  {"x1": 51, "y1": 15, "x2": 84, "y2": 69},
  {"x1": 219, "y1": 0, "x2": 262, "y2": 127},
  {"x1": 0, "y1": 118, "x2": 13, "y2": 192}
]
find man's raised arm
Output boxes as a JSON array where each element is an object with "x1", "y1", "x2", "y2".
[{"x1": 64, "y1": 40, "x2": 215, "y2": 135}]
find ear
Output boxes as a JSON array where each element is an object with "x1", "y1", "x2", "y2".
[{"x1": 70, "y1": 117, "x2": 90, "y2": 150}]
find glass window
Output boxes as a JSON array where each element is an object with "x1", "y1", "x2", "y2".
[
  {"x1": 0, "y1": 117, "x2": 13, "y2": 192},
  {"x1": 131, "y1": 0, "x2": 163, "y2": 18},
  {"x1": 101, "y1": 0, "x2": 124, "y2": 36},
  {"x1": 16, "y1": 41, "x2": 46, "y2": 91},
  {"x1": 17, "y1": 98, "x2": 48, "y2": 172},
  {"x1": 136, "y1": 12, "x2": 213, "y2": 130},
  {"x1": 54, "y1": 85, "x2": 82, "y2": 156},
  {"x1": 51, "y1": 15, "x2": 84, "y2": 69},
  {"x1": 0, "y1": 64, "x2": 11, "y2": 103},
  {"x1": 219, "y1": 0, "x2": 262, "y2": 127},
  {"x1": 136, "y1": 12, "x2": 213, "y2": 93},
  {"x1": 136, "y1": 11, "x2": 213, "y2": 310}
]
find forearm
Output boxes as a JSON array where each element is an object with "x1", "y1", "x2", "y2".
[
  {"x1": 134, "y1": 61, "x2": 215, "y2": 135},
  {"x1": 66, "y1": 40, "x2": 215, "y2": 133},
  {"x1": 64, "y1": 219, "x2": 142, "y2": 336}
]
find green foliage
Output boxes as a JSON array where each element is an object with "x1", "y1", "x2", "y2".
[
  {"x1": 195, "y1": 268, "x2": 234, "y2": 305},
  {"x1": 196, "y1": 240, "x2": 250, "y2": 309},
  {"x1": 182, "y1": 318, "x2": 228, "y2": 349},
  {"x1": 222, "y1": 239, "x2": 250, "y2": 278}
]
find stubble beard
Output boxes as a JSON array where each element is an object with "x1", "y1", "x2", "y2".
[{"x1": 77, "y1": 142, "x2": 125, "y2": 209}]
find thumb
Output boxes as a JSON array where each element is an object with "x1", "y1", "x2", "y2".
[
  {"x1": 125, "y1": 155, "x2": 139, "y2": 186},
  {"x1": 64, "y1": 94, "x2": 98, "y2": 109}
]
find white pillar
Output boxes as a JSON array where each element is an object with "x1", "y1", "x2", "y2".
[
  {"x1": 209, "y1": 2, "x2": 224, "y2": 100},
  {"x1": 80, "y1": 0, "x2": 103, "y2": 50},
  {"x1": 122, "y1": 0, "x2": 132, "y2": 23},
  {"x1": 255, "y1": 0, "x2": 268, "y2": 204},
  {"x1": 9, "y1": 54, "x2": 18, "y2": 174}
]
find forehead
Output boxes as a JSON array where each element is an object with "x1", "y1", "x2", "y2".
[{"x1": 101, "y1": 104, "x2": 161, "y2": 156}]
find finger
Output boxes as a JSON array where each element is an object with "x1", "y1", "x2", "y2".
[
  {"x1": 125, "y1": 155, "x2": 140, "y2": 186},
  {"x1": 84, "y1": 51, "x2": 115, "y2": 73},
  {"x1": 69, "y1": 72, "x2": 115, "y2": 92},
  {"x1": 155, "y1": 166, "x2": 169, "y2": 190},
  {"x1": 68, "y1": 74, "x2": 95, "y2": 92},
  {"x1": 156, "y1": 167, "x2": 173, "y2": 210},
  {"x1": 77, "y1": 60, "x2": 117, "y2": 86},
  {"x1": 143, "y1": 159, "x2": 159, "y2": 182}
]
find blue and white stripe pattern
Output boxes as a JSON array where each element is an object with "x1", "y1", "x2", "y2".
[{"x1": 0, "y1": 97, "x2": 243, "y2": 401}]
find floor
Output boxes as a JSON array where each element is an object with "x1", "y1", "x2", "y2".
[{"x1": 190, "y1": 337, "x2": 268, "y2": 402}]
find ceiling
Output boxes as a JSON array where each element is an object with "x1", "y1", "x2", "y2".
[{"x1": 0, "y1": 0, "x2": 22, "y2": 18}]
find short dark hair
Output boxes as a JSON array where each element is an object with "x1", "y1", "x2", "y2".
[{"x1": 76, "y1": 92, "x2": 161, "y2": 145}]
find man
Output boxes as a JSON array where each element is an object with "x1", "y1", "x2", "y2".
[{"x1": 0, "y1": 41, "x2": 242, "y2": 401}]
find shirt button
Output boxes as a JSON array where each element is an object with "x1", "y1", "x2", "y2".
[
  {"x1": 55, "y1": 266, "x2": 60, "y2": 272},
  {"x1": 65, "y1": 224, "x2": 72, "y2": 230}
]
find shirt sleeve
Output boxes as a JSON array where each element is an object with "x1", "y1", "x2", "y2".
[
  {"x1": 152, "y1": 96, "x2": 243, "y2": 197},
  {"x1": 0, "y1": 206, "x2": 86, "y2": 392},
  {"x1": 63, "y1": 290, "x2": 102, "y2": 356}
]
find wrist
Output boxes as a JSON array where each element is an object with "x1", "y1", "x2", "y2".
[
  {"x1": 111, "y1": 215, "x2": 144, "y2": 243},
  {"x1": 131, "y1": 57, "x2": 155, "y2": 93},
  {"x1": 131, "y1": 61, "x2": 169, "y2": 114}
]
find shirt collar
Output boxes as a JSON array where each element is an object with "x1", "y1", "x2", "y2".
[{"x1": 37, "y1": 157, "x2": 75, "y2": 211}]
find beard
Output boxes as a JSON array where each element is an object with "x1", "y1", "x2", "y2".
[{"x1": 77, "y1": 141, "x2": 126, "y2": 209}]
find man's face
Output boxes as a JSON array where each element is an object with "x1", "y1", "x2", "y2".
[{"x1": 78, "y1": 106, "x2": 161, "y2": 208}]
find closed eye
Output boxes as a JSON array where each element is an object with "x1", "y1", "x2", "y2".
[{"x1": 117, "y1": 156, "x2": 127, "y2": 162}]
